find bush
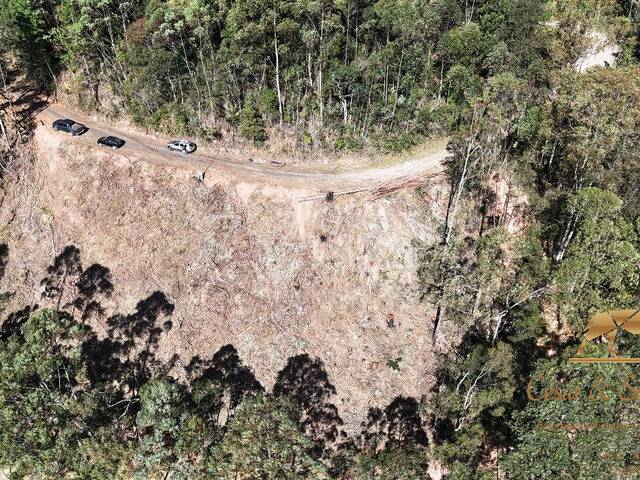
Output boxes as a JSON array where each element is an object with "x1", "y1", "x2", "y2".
[
  {"x1": 302, "y1": 131, "x2": 313, "y2": 146},
  {"x1": 334, "y1": 132, "x2": 362, "y2": 151},
  {"x1": 258, "y1": 88, "x2": 279, "y2": 123},
  {"x1": 372, "y1": 131, "x2": 421, "y2": 153},
  {"x1": 239, "y1": 99, "x2": 268, "y2": 145}
]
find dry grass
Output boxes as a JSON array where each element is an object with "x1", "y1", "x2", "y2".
[{"x1": 0, "y1": 126, "x2": 448, "y2": 431}]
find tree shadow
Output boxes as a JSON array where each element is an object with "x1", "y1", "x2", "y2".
[
  {"x1": 74, "y1": 263, "x2": 114, "y2": 320},
  {"x1": 40, "y1": 245, "x2": 114, "y2": 321},
  {"x1": 0, "y1": 73, "x2": 51, "y2": 142},
  {"x1": 186, "y1": 344, "x2": 264, "y2": 413},
  {"x1": 83, "y1": 291, "x2": 176, "y2": 391},
  {"x1": 40, "y1": 245, "x2": 83, "y2": 301},
  {"x1": 0, "y1": 304, "x2": 37, "y2": 341},
  {"x1": 75, "y1": 264, "x2": 113, "y2": 302},
  {"x1": 0, "y1": 243, "x2": 8, "y2": 281},
  {"x1": 3, "y1": 245, "x2": 179, "y2": 421},
  {"x1": 273, "y1": 354, "x2": 344, "y2": 459},
  {"x1": 359, "y1": 396, "x2": 427, "y2": 451},
  {"x1": 33, "y1": 245, "x2": 178, "y2": 415}
]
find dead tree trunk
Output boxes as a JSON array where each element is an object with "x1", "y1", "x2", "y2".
[{"x1": 274, "y1": 14, "x2": 284, "y2": 126}]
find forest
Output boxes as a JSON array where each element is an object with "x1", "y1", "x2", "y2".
[
  {"x1": 2, "y1": 0, "x2": 640, "y2": 478},
  {"x1": 1, "y1": 0, "x2": 634, "y2": 151}
]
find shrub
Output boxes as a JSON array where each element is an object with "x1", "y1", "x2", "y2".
[{"x1": 239, "y1": 99, "x2": 268, "y2": 145}]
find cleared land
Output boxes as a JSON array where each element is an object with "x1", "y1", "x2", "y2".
[{"x1": 0, "y1": 116, "x2": 449, "y2": 430}]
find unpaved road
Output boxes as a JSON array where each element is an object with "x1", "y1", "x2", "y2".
[{"x1": 39, "y1": 103, "x2": 448, "y2": 192}]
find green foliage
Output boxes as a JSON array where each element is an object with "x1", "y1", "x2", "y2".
[
  {"x1": 0, "y1": 0, "x2": 59, "y2": 86},
  {"x1": 515, "y1": 105, "x2": 543, "y2": 144},
  {"x1": 386, "y1": 356, "x2": 402, "y2": 370},
  {"x1": 135, "y1": 378, "x2": 190, "y2": 478},
  {"x1": 536, "y1": 67, "x2": 640, "y2": 199},
  {"x1": 133, "y1": 376, "x2": 224, "y2": 478},
  {"x1": 0, "y1": 0, "x2": 569, "y2": 150},
  {"x1": 415, "y1": 26, "x2": 640, "y2": 479},
  {"x1": 0, "y1": 299, "x2": 428, "y2": 479},
  {"x1": 208, "y1": 395, "x2": 327, "y2": 479},
  {"x1": 439, "y1": 22, "x2": 486, "y2": 70},
  {"x1": 258, "y1": 88, "x2": 279, "y2": 121},
  {"x1": 551, "y1": 188, "x2": 640, "y2": 332},
  {"x1": 504, "y1": 352, "x2": 640, "y2": 479},
  {"x1": 433, "y1": 341, "x2": 517, "y2": 460},
  {"x1": 0, "y1": 309, "x2": 119, "y2": 478},
  {"x1": 333, "y1": 131, "x2": 362, "y2": 151},
  {"x1": 238, "y1": 97, "x2": 268, "y2": 145},
  {"x1": 349, "y1": 448, "x2": 430, "y2": 479},
  {"x1": 75, "y1": 428, "x2": 134, "y2": 480},
  {"x1": 372, "y1": 130, "x2": 422, "y2": 153},
  {"x1": 301, "y1": 130, "x2": 313, "y2": 146},
  {"x1": 2, "y1": 0, "x2": 640, "y2": 478}
]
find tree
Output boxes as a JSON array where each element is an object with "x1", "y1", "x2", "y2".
[
  {"x1": 349, "y1": 448, "x2": 430, "y2": 479},
  {"x1": 431, "y1": 340, "x2": 517, "y2": 466},
  {"x1": 134, "y1": 376, "x2": 223, "y2": 479},
  {"x1": 56, "y1": 0, "x2": 133, "y2": 101},
  {"x1": 0, "y1": 0, "x2": 60, "y2": 86},
  {"x1": 134, "y1": 378, "x2": 190, "y2": 479},
  {"x1": 549, "y1": 188, "x2": 640, "y2": 333},
  {"x1": 0, "y1": 309, "x2": 131, "y2": 478},
  {"x1": 238, "y1": 96, "x2": 268, "y2": 144},
  {"x1": 534, "y1": 67, "x2": 640, "y2": 200},
  {"x1": 208, "y1": 395, "x2": 327, "y2": 479},
  {"x1": 75, "y1": 428, "x2": 134, "y2": 480},
  {"x1": 503, "y1": 349, "x2": 640, "y2": 480}
]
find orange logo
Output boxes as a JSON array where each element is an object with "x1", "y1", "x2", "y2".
[{"x1": 570, "y1": 309, "x2": 640, "y2": 363}]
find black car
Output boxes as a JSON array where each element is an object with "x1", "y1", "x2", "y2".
[
  {"x1": 52, "y1": 118, "x2": 87, "y2": 136},
  {"x1": 97, "y1": 136, "x2": 125, "y2": 149}
]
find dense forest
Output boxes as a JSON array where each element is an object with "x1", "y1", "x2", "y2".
[
  {"x1": 0, "y1": 0, "x2": 635, "y2": 150},
  {"x1": 2, "y1": 0, "x2": 640, "y2": 478}
]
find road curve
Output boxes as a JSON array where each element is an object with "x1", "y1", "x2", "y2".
[{"x1": 39, "y1": 103, "x2": 449, "y2": 191}]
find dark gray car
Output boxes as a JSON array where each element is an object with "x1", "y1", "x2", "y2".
[
  {"x1": 52, "y1": 118, "x2": 87, "y2": 136},
  {"x1": 97, "y1": 136, "x2": 125, "y2": 149}
]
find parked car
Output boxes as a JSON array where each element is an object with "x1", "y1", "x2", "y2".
[
  {"x1": 97, "y1": 136, "x2": 125, "y2": 149},
  {"x1": 52, "y1": 118, "x2": 87, "y2": 136},
  {"x1": 167, "y1": 140, "x2": 197, "y2": 154}
]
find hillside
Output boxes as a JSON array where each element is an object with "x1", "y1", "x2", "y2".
[
  {"x1": 0, "y1": 117, "x2": 447, "y2": 430},
  {"x1": 2, "y1": 0, "x2": 640, "y2": 478}
]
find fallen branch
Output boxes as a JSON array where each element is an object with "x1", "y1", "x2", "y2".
[
  {"x1": 297, "y1": 170, "x2": 445, "y2": 202},
  {"x1": 369, "y1": 170, "x2": 445, "y2": 199},
  {"x1": 297, "y1": 187, "x2": 370, "y2": 202}
]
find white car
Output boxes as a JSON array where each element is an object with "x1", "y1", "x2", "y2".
[{"x1": 167, "y1": 140, "x2": 197, "y2": 154}]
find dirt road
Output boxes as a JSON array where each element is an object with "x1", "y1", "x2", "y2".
[{"x1": 39, "y1": 103, "x2": 448, "y2": 191}]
